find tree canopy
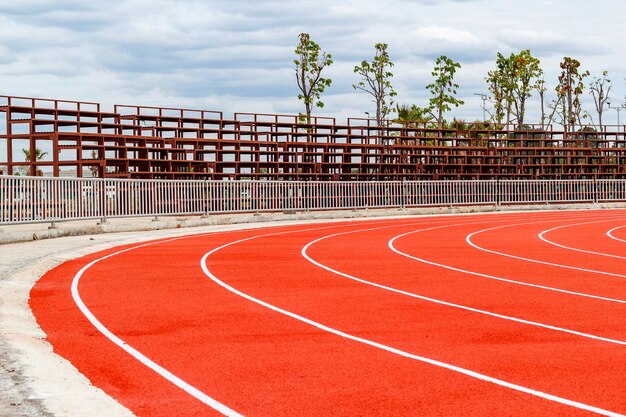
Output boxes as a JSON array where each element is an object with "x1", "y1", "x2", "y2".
[
  {"x1": 353, "y1": 43, "x2": 397, "y2": 126},
  {"x1": 294, "y1": 33, "x2": 333, "y2": 124},
  {"x1": 426, "y1": 55, "x2": 464, "y2": 128},
  {"x1": 289, "y1": 40, "x2": 623, "y2": 131}
]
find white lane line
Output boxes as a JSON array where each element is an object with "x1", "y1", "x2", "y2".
[
  {"x1": 71, "y1": 236, "x2": 245, "y2": 417},
  {"x1": 201, "y1": 232, "x2": 626, "y2": 417},
  {"x1": 607, "y1": 225, "x2": 626, "y2": 243},
  {"x1": 301, "y1": 225, "x2": 626, "y2": 343},
  {"x1": 388, "y1": 225, "x2": 626, "y2": 305},
  {"x1": 66, "y1": 214, "x2": 622, "y2": 415},
  {"x1": 538, "y1": 220, "x2": 626, "y2": 261},
  {"x1": 68, "y1": 220, "x2": 414, "y2": 416},
  {"x1": 535, "y1": 220, "x2": 626, "y2": 262},
  {"x1": 466, "y1": 218, "x2": 626, "y2": 280}
]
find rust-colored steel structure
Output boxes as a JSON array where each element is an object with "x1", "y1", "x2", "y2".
[{"x1": 2, "y1": 95, "x2": 626, "y2": 180}]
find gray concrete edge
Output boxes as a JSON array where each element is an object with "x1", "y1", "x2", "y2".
[{"x1": 3, "y1": 202, "x2": 626, "y2": 246}]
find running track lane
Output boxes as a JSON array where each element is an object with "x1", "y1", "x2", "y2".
[
  {"x1": 384, "y1": 218, "x2": 626, "y2": 329},
  {"x1": 467, "y1": 217, "x2": 626, "y2": 279},
  {"x1": 30, "y1": 212, "x2": 626, "y2": 416}
]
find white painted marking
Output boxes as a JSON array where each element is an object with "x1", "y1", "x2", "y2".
[
  {"x1": 201, "y1": 232, "x2": 626, "y2": 417},
  {"x1": 538, "y1": 221, "x2": 626, "y2": 260},
  {"x1": 466, "y1": 219, "x2": 626, "y2": 281},
  {"x1": 67, "y1": 213, "x2": 626, "y2": 416},
  {"x1": 68, "y1": 221, "x2": 381, "y2": 416},
  {"x1": 71, "y1": 237, "x2": 245, "y2": 417},
  {"x1": 300, "y1": 225, "x2": 626, "y2": 343},
  {"x1": 389, "y1": 224, "x2": 626, "y2": 305},
  {"x1": 607, "y1": 225, "x2": 626, "y2": 243}
]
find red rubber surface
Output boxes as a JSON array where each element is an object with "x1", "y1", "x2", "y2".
[{"x1": 30, "y1": 211, "x2": 626, "y2": 416}]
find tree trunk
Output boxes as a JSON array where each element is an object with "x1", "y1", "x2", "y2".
[
  {"x1": 438, "y1": 107, "x2": 443, "y2": 130},
  {"x1": 539, "y1": 91, "x2": 546, "y2": 130},
  {"x1": 305, "y1": 102, "x2": 311, "y2": 124}
]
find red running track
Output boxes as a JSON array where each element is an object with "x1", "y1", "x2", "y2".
[{"x1": 30, "y1": 210, "x2": 626, "y2": 416}]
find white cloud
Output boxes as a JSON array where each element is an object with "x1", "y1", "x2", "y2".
[
  {"x1": 498, "y1": 29, "x2": 610, "y2": 57},
  {"x1": 399, "y1": 25, "x2": 501, "y2": 62},
  {"x1": 0, "y1": 0, "x2": 625, "y2": 126}
]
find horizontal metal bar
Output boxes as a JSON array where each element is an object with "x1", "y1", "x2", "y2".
[{"x1": 1, "y1": 176, "x2": 622, "y2": 225}]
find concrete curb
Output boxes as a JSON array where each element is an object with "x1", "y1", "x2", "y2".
[{"x1": 2, "y1": 202, "x2": 625, "y2": 245}]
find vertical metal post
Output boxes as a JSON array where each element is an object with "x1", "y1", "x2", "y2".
[
  {"x1": 201, "y1": 178, "x2": 209, "y2": 218},
  {"x1": 98, "y1": 178, "x2": 107, "y2": 224},
  {"x1": 496, "y1": 177, "x2": 501, "y2": 206}
]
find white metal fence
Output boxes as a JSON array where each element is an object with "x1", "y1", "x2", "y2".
[{"x1": 1, "y1": 176, "x2": 624, "y2": 225}]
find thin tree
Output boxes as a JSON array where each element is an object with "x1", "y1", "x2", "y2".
[
  {"x1": 486, "y1": 68, "x2": 507, "y2": 126},
  {"x1": 547, "y1": 94, "x2": 567, "y2": 133},
  {"x1": 586, "y1": 70, "x2": 611, "y2": 131},
  {"x1": 294, "y1": 33, "x2": 333, "y2": 124},
  {"x1": 509, "y1": 50, "x2": 542, "y2": 127},
  {"x1": 353, "y1": 43, "x2": 397, "y2": 126},
  {"x1": 556, "y1": 57, "x2": 589, "y2": 132},
  {"x1": 486, "y1": 53, "x2": 515, "y2": 126},
  {"x1": 426, "y1": 55, "x2": 464, "y2": 129},
  {"x1": 537, "y1": 78, "x2": 561, "y2": 131},
  {"x1": 537, "y1": 78, "x2": 548, "y2": 129}
]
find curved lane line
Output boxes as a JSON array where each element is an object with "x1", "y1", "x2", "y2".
[
  {"x1": 466, "y1": 218, "x2": 626, "y2": 281},
  {"x1": 71, "y1": 236, "x2": 245, "y2": 417},
  {"x1": 607, "y1": 225, "x2": 626, "y2": 243},
  {"x1": 302, "y1": 225, "x2": 626, "y2": 343},
  {"x1": 65, "y1": 214, "x2": 626, "y2": 416},
  {"x1": 390, "y1": 225, "x2": 626, "y2": 305},
  {"x1": 201, "y1": 230, "x2": 626, "y2": 417},
  {"x1": 539, "y1": 221, "x2": 626, "y2": 260},
  {"x1": 67, "y1": 221, "x2": 414, "y2": 416}
]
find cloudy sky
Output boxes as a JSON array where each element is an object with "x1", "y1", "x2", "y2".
[{"x1": 1, "y1": 0, "x2": 625, "y2": 125}]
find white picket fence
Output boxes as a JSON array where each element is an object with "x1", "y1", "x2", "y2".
[{"x1": 1, "y1": 176, "x2": 624, "y2": 225}]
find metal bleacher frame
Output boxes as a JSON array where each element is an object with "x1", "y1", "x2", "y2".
[{"x1": 2, "y1": 94, "x2": 626, "y2": 181}]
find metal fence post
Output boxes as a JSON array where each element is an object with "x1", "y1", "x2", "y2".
[
  {"x1": 201, "y1": 179, "x2": 209, "y2": 218},
  {"x1": 151, "y1": 180, "x2": 160, "y2": 222},
  {"x1": 98, "y1": 177, "x2": 107, "y2": 224},
  {"x1": 496, "y1": 178, "x2": 501, "y2": 206}
]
